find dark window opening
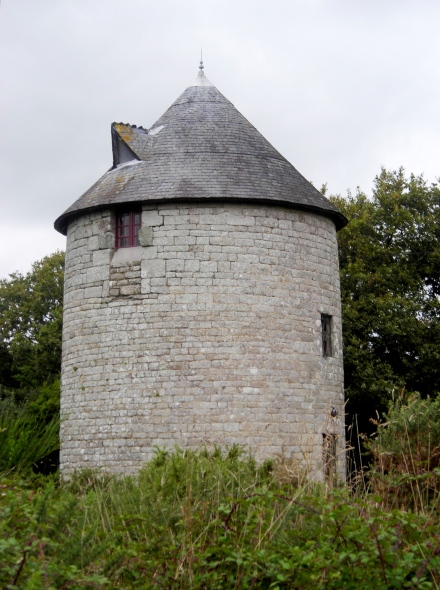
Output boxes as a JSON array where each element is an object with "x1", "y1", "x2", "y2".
[
  {"x1": 321, "y1": 314, "x2": 332, "y2": 357},
  {"x1": 322, "y1": 433, "x2": 337, "y2": 482},
  {"x1": 116, "y1": 211, "x2": 141, "y2": 249}
]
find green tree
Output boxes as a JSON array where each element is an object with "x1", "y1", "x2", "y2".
[
  {"x1": 331, "y1": 168, "x2": 440, "y2": 431},
  {"x1": 0, "y1": 251, "x2": 64, "y2": 392}
]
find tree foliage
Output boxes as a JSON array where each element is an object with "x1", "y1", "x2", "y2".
[
  {"x1": 0, "y1": 251, "x2": 64, "y2": 392},
  {"x1": 331, "y1": 168, "x2": 440, "y2": 429}
]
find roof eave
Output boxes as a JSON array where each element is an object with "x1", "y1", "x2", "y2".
[{"x1": 54, "y1": 196, "x2": 347, "y2": 237}]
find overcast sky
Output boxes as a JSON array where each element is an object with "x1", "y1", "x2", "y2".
[{"x1": 1, "y1": 0, "x2": 439, "y2": 279}]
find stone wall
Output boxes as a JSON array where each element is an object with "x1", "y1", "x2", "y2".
[{"x1": 61, "y1": 201, "x2": 345, "y2": 479}]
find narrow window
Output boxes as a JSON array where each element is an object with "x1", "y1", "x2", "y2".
[
  {"x1": 321, "y1": 314, "x2": 332, "y2": 357},
  {"x1": 322, "y1": 433, "x2": 337, "y2": 482},
  {"x1": 116, "y1": 211, "x2": 141, "y2": 249}
]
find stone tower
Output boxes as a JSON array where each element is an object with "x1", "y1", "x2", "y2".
[{"x1": 54, "y1": 63, "x2": 347, "y2": 480}]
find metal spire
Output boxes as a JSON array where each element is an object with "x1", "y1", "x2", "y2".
[
  {"x1": 198, "y1": 50, "x2": 204, "y2": 78},
  {"x1": 192, "y1": 50, "x2": 213, "y2": 86}
]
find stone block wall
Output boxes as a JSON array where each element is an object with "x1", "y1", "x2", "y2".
[{"x1": 61, "y1": 202, "x2": 345, "y2": 479}]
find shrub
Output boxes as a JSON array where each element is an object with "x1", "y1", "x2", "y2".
[{"x1": 2, "y1": 447, "x2": 440, "y2": 588}]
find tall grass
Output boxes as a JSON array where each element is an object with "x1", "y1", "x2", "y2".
[
  {"x1": 367, "y1": 392, "x2": 440, "y2": 513},
  {"x1": 0, "y1": 400, "x2": 59, "y2": 473},
  {"x1": 69, "y1": 445, "x2": 276, "y2": 547}
]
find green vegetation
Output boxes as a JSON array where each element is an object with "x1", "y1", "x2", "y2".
[
  {"x1": 0, "y1": 251, "x2": 63, "y2": 464},
  {"x1": 0, "y1": 250, "x2": 64, "y2": 395},
  {"x1": 1, "y1": 440, "x2": 440, "y2": 589},
  {"x1": 1, "y1": 394, "x2": 440, "y2": 588},
  {"x1": 368, "y1": 393, "x2": 440, "y2": 512},
  {"x1": 0, "y1": 400, "x2": 59, "y2": 474}
]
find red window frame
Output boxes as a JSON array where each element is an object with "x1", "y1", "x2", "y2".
[{"x1": 115, "y1": 210, "x2": 141, "y2": 249}]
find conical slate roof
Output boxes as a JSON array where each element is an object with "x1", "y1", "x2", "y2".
[{"x1": 54, "y1": 67, "x2": 347, "y2": 235}]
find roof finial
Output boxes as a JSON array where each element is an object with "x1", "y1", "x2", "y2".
[
  {"x1": 198, "y1": 50, "x2": 204, "y2": 78},
  {"x1": 192, "y1": 51, "x2": 213, "y2": 86}
]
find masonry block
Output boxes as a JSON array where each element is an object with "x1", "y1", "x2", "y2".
[
  {"x1": 142, "y1": 211, "x2": 164, "y2": 227},
  {"x1": 141, "y1": 258, "x2": 165, "y2": 278},
  {"x1": 138, "y1": 226, "x2": 153, "y2": 246}
]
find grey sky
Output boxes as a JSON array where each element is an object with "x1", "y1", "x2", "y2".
[{"x1": 1, "y1": 0, "x2": 439, "y2": 278}]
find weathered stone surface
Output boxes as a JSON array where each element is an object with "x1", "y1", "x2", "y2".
[
  {"x1": 60, "y1": 202, "x2": 345, "y2": 481},
  {"x1": 98, "y1": 232, "x2": 114, "y2": 250},
  {"x1": 142, "y1": 211, "x2": 164, "y2": 227},
  {"x1": 138, "y1": 226, "x2": 154, "y2": 246}
]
